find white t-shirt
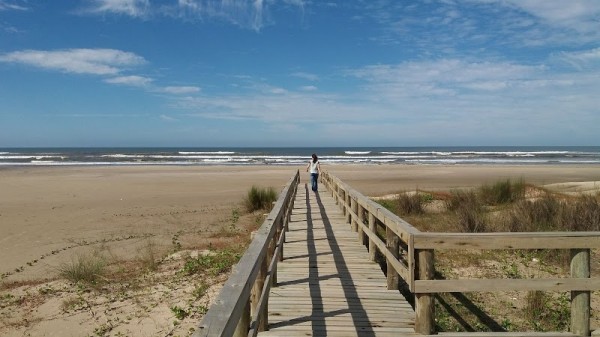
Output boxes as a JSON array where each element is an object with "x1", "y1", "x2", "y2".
[{"x1": 309, "y1": 160, "x2": 320, "y2": 174}]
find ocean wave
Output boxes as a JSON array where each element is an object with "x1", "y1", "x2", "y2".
[
  {"x1": 1, "y1": 148, "x2": 599, "y2": 166},
  {"x1": 345, "y1": 151, "x2": 371, "y2": 155},
  {"x1": 179, "y1": 151, "x2": 236, "y2": 155},
  {"x1": 0, "y1": 155, "x2": 65, "y2": 160}
]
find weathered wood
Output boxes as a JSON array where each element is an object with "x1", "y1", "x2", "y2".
[
  {"x1": 251, "y1": 250, "x2": 268, "y2": 332},
  {"x1": 386, "y1": 226, "x2": 400, "y2": 290},
  {"x1": 368, "y1": 211, "x2": 377, "y2": 262},
  {"x1": 345, "y1": 191, "x2": 351, "y2": 224},
  {"x1": 259, "y1": 186, "x2": 416, "y2": 337},
  {"x1": 357, "y1": 203, "x2": 367, "y2": 245},
  {"x1": 437, "y1": 333, "x2": 578, "y2": 337},
  {"x1": 414, "y1": 232, "x2": 600, "y2": 250},
  {"x1": 233, "y1": 301, "x2": 250, "y2": 337},
  {"x1": 415, "y1": 249, "x2": 434, "y2": 335},
  {"x1": 360, "y1": 221, "x2": 411, "y2": 282},
  {"x1": 350, "y1": 197, "x2": 358, "y2": 232},
  {"x1": 570, "y1": 249, "x2": 590, "y2": 337},
  {"x1": 415, "y1": 278, "x2": 600, "y2": 293}
]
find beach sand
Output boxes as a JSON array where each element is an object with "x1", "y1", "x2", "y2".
[{"x1": 1, "y1": 164, "x2": 599, "y2": 336}]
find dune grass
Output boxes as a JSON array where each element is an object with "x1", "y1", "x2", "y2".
[
  {"x1": 58, "y1": 252, "x2": 107, "y2": 285},
  {"x1": 244, "y1": 185, "x2": 278, "y2": 212}
]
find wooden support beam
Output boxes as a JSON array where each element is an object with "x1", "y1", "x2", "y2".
[
  {"x1": 368, "y1": 211, "x2": 377, "y2": 262},
  {"x1": 570, "y1": 249, "x2": 590, "y2": 337},
  {"x1": 386, "y1": 226, "x2": 400, "y2": 290},
  {"x1": 415, "y1": 249, "x2": 435, "y2": 335}
]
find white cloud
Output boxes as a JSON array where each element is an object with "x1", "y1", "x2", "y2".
[
  {"x1": 349, "y1": 59, "x2": 539, "y2": 95},
  {"x1": 292, "y1": 72, "x2": 319, "y2": 81},
  {"x1": 160, "y1": 114, "x2": 178, "y2": 121},
  {"x1": 82, "y1": 0, "x2": 305, "y2": 31},
  {"x1": 0, "y1": 0, "x2": 28, "y2": 11},
  {"x1": 160, "y1": 86, "x2": 201, "y2": 94},
  {"x1": 501, "y1": 0, "x2": 600, "y2": 25},
  {"x1": 85, "y1": 0, "x2": 150, "y2": 17},
  {"x1": 0, "y1": 48, "x2": 146, "y2": 75},
  {"x1": 104, "y1": 75, "x2": 152, "y2": 87},
  {"x1": 558, "y1": 47, "x2": 600, "y2": 69},
  {"x1": 300, "y1": 85, "x2": 317, "y2": 91},
  {"x1": 170, "y1": 57, "x2": 599, "y2": 145},
  {"x1": 366, "y1": 1, "x2": 600, "y2": 52},
  {"x1": 473, "y1": 0, "x2": 600, "y2": 42}
]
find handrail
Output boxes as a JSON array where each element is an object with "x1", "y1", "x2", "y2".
[
  {"x1": 321, "y1": 171, "x2": 599, "y2": 336},
  {"x1": 194, "y1": 170, "x2": 300, "y2": 337}
]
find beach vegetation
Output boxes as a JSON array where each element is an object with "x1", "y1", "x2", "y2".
[
  {"x1": 181, "y1": 249, "x2": 241, "y2": 276},
  {"x1": 376, "y1": 199, "x2": 397, "y2": 213},
  {"x1": 58, "y1": 252, "x2": 107, "y2": 285},
  {"x1": 170, "y1": 305, "x2": 189, "y2": 320},
  {"x1": 524, "y1": 291, "x2": 569, "y2": 331},
  {"x1": 479, "y1": 179, "x2": 526, "y2": 205},
  {"x1": 192, "y1": 281, "x2": 210, "y2": 299},
  {"x1": 396, "y1": 193, "x2": 425, "y2": 215},
  {"x1": 138, "y1": 240, "x2": 161, "y2": 271},
  {"x1": 378, "y1": 179, "x2": 600, "y2": 333},
  {"x1": 244, "y1": 185, "x2": 278, "y2": 212}
]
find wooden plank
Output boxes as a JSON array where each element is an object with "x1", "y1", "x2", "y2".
[
  {"x1": 258, "y1": 183, "x2": 415, "y2": 337},
  {"x1": 437, "y1": 333, "x2": 577, "y2": 337},
  {"x1": 415, "y1": 277, "x2": 600, "y2": 293},
  {"x1": 413, "y1": 232, "x2": 600, "y2": 250}
]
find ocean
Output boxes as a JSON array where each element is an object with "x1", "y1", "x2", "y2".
[{"x1": 1, "y1": 147, "x2": 600, "y2": 166}]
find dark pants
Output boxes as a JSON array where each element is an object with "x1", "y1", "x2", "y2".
[{"x1": 310, "y1": 173, "x2": 319, "y2": 192}]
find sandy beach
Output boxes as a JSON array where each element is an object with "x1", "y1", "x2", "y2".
[
  {"x1": 1, "y1": 164, "x2": 599, "y2": 336},
  {"x1": 2, "y1": 164, "x2": 600, "y2": 278}
]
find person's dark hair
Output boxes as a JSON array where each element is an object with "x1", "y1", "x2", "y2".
[{"x1": 312, "y1": 153, "x2": 318, "y2": 163}]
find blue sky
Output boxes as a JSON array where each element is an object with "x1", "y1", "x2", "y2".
[{"x1": 0, "y1": 0, "x2": 599, "y2": 147}]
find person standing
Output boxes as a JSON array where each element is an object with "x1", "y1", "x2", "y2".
[{"x1": 306, "y1": 153, "x2": 321, "y2": 192}]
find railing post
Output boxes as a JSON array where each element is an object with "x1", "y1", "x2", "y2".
[
  {"x1": 345, "y1": 192, "x2": 351, "y2": 224},
  {"x1": 368, "y1": 211, "x2": 377, "y2": 262},
  {"x1": 357, "y1": 203, "x2": 366, "y2": 245},
  {"x1": 233, "y1": 301, "x2": 250, "y2": 337},
  {"x1": 386, "y1": 227, "x2": 399, "y2": 290},
  {"x1": 350, "y1": 197, "x2": 358, "y2": 232},
  {"x1": 273, "y1": 219, "x2": 282, "y2": 286},
  {"x1": 415, "y1": 249, "x2": 435, "y2": 335},
  {"x1": 251, "y1": 254, "x2": 268, "y2": 332},
  {"x1": 571, "y1": 248, "x2": 590, "y2": 337}
]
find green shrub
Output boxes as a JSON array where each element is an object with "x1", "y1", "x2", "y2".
[
  {"x1": 182, "y1": 250, "x2": 241, "y2": 276},
  {"x1": 376, "y1": 199, "x2": 397, "y2": 213},
  {"x1": 244, "y1": 186, "x2": 278, "y2": 212}
]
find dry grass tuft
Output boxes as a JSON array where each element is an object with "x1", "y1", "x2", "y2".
[{"x1": 58, "y1": 252, "x2": 107, "y2": 285}]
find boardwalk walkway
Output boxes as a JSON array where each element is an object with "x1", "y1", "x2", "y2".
[{"x1": 257, "y1": 184, "x2": 417, "y2": 337}]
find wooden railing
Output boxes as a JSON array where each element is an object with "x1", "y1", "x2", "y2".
[
  {"x1": 194, "y1": 170, "x2": 300, "y2": 337},
  {"x1": 322, "y1": 171, "x2": 600, "y2": 337}
]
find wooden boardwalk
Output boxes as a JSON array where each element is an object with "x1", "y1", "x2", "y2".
[{"x1": 257, "y1": 184, "x2": 417, "y2": 337}]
